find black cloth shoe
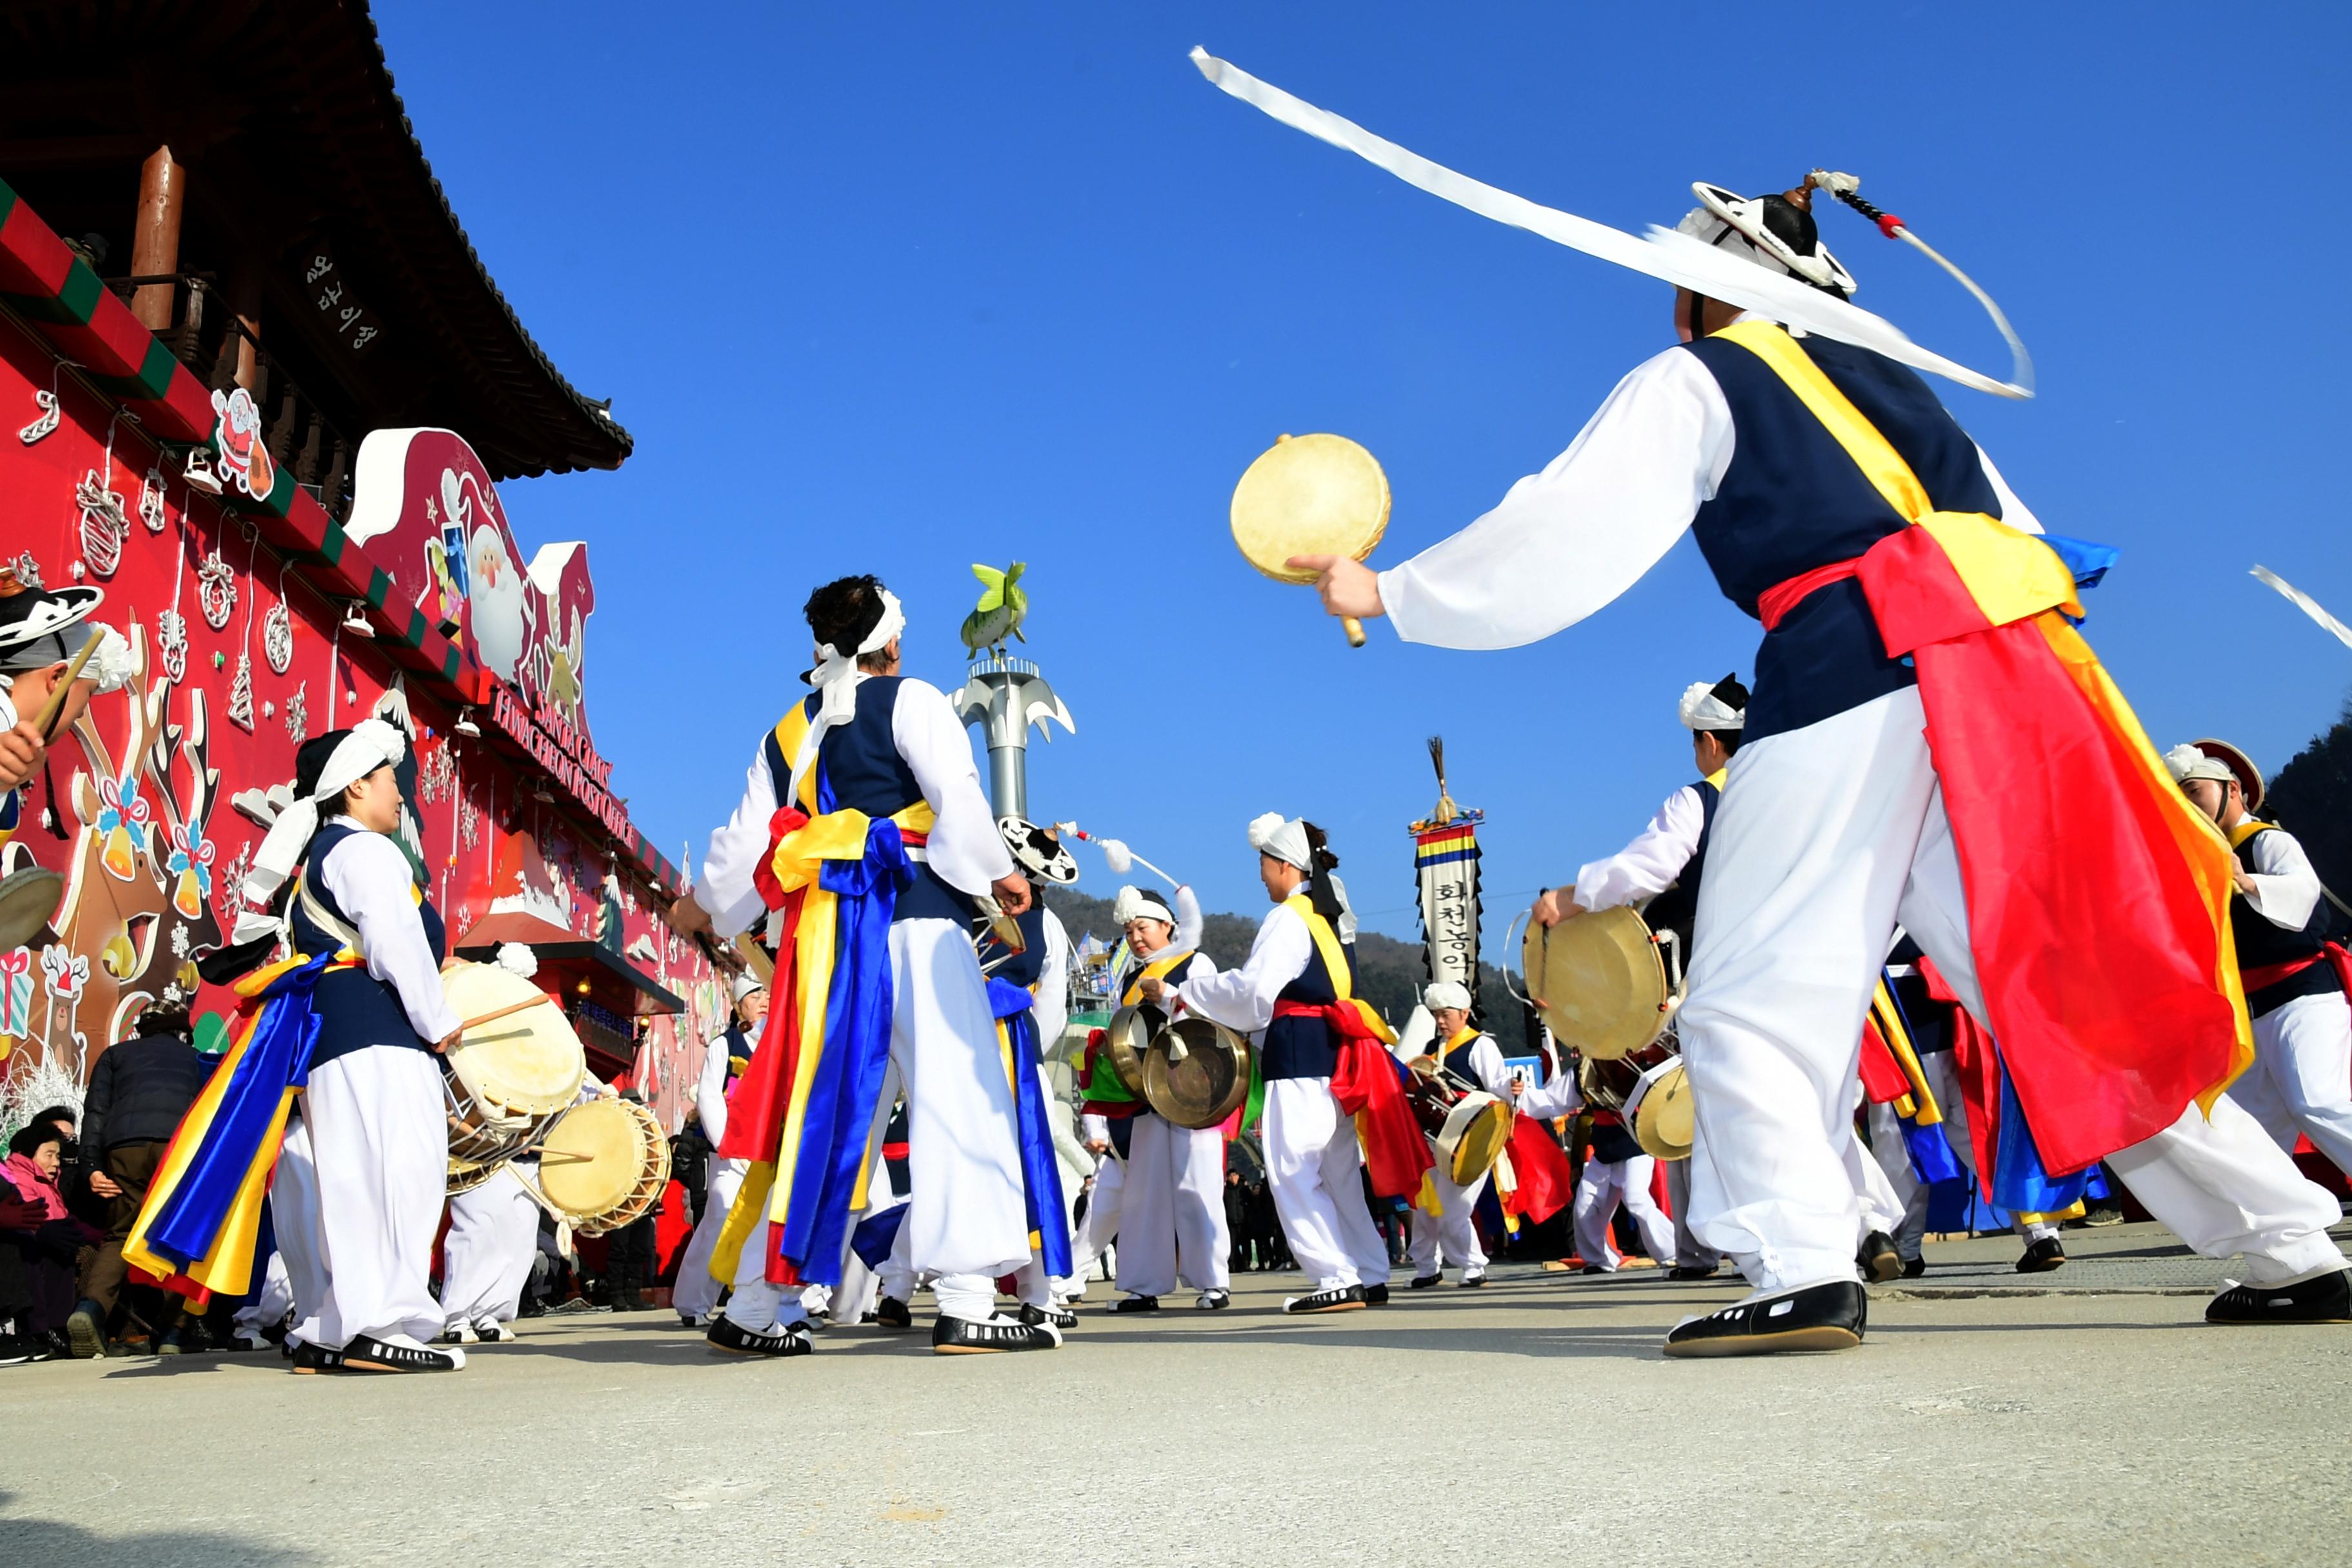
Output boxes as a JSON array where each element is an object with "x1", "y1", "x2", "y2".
[
  {"x1": 932, "y1": 1313, "x2": 1061, "y2": 1353},
  {"x1": 2206, "y1": 1268, "x2": 2352, "y2": 1324},
  {"x1": 1663, "y1": 1280, "x2": 1868, "y2": 1359},
  {"x1": 289, "y1": 1340, "x2": 346, "y2": 1375},
  {"x1": 1408, "y1": 1273, "x2": 1442, "y2": 1290},
  {"x1": 1667, "y1": 1264, "x2": 1721, "y2": 1282},
  {"x1": 1195, "y1": 1289, "x2": 1231, "y2": 1310},
  {"x1": 0, "y1": 1334, "x2": 38, "y2": 1367},
  {"x1": 1017, "y1": 1302, "x2": 1079, "y2": 1330},
  {"x1": 1901, "y1": 1255, "x2": 1926, "y2": 1280},
  {"x1": 1110, "y1": 1294, "x2": 1160, "y2": 1313},
  {"x1": 1580, "y1": 1264, "x2": 1610, "y2": 1275},
  {"x1": 1282, "y1": 1284, "x2": 1367, "y2": 1315},
  {"x1": 1363, "y1": 1283, "x2": 1390, "y2": 1306},
  {"x1": 875, "y1": 1296, "x2": 913, "y2": 1331},
  {"x1": 705, "y1": 1316, "x2": 814, "y2": 1358},
  {"x1": 2016, "y1": 1237, "x2": 2067, "y2": 1273},
  {"x1": 1859, "y1": 1230, "x2": 1903, "y2": 1284},
  {"x1": 1457, "y1": 1271, "x2": 1486, "y2": 1289},
  {"x1": 343, "y1": 1334, "x2": 462, "y2": 1373},
  {"x1": 65, "y1": 1301, "x2": 105, "y2": 1360},
  {"x1": 474, "y1": 1320, "x2": 516, "y2": 1343}
]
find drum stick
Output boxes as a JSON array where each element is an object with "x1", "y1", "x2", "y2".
[
  {"x1": 1340, "y1": 614, "x2": 1366, "y2": 649},
  {"x1": 460, "y1": 992, "x2": 560, "y2": 1033},
  {"x1": 30, "y1": 631, "x2": 106, "y2": 740}
]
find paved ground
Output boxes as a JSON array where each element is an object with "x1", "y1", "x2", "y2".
[{"x1": 7, "y1": 1219, "x2": 2349, "y2": 1568}]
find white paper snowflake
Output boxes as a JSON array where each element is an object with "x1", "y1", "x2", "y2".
[
  {"x1": 420, "y1": 745, "x2": 456, "y2": 804},
  {"x1": 218, "y1": 841, "x2": 252, "y2": 918},
  {"x1": 460, "y1": 800, "x2": 481, "y2": 850},
  {"x1": 284, "y1": 681, "x2": 308, "y2": 745},
  {"x1": 263, "y1": 602, "x2": 293, "y2": 674},
  {"x1": 170, "y1": 923, "x2": 190, "y2": 959},
  {"x1": 197, "y1": 549, "x2": 237, "y2": 630}
]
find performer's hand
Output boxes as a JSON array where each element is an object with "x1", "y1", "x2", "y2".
[
  {"x1": 1284, "y1": 556, "x2": 1386, "y2": 622},
  {"x1": 1533, "y1": 887, "x2": 1580, "y2": 928},
  {"x1": 2231, "y1": 866, "x2": 2258, "y2": 897},
  {"x1": 992, "y1": 874, "x2": 1032, "y2": 916},
  {"x1": 665, "y1": 891, "x2": 713, "y2": 939},
  {"x1": 0, "y1": 722, "x2": 43, "y2": 793},
  {"x1": 87, "y1": 1171, "x2": 121, "y2": 1199},
  {"x1": 435, "y1": 1026, "x2": 462, "y2": 1055},
  {"x1": 1137, "y1": 975, "x2": 1166, "y2": 1004},
  {"x1": 1085, "y1": 1139, "x2": 1109, "y2": 1155}
]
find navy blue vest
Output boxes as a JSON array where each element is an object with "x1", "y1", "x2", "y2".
[
  {"x1": 1435, "y1": 1030, "x2": 1485, "y2": 1084},
  {"x1": 1680, "y1": 333, "x2": 2005, "y2": 741},
  {"x1": 981, "y1": 902, "x2": 1050, "y2": 988},
  {"x1": 292, "y1": 821, "x2": 447, "y2": 1067},
  {"x1": 1636, "y1": 776, "x2": 1722, "y2": 950},
  {"x1": 2231, "y1": 829, "x2": 2342, "y2": 1017},
  {"x1": 1262, "y1": 910, "x2": 1346, "y2": 1082},
  {"x1": 721, "y1": 1024, "x2": 754, "y2": 1077},
  {"x1": 762, "y1": 677, "x2": 972, "y2": 925}
]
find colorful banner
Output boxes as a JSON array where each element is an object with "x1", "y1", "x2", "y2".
[{"x1": 1412, "y1": 814, "x2": 1482, "y2": 1006}]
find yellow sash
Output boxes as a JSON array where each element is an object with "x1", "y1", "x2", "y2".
[{"x1": 1121, "y1": 948, "x2": 1196, "y2": 1008}]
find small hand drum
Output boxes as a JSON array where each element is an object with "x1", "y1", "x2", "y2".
[
  {"x1": 1525, "y1": 905, "x2": 1672, "y2": 1061},
  {"x1": 1230, "y1": 433, "x2": 1390, "y2": 648},
  {"x1": 1629, "y1": 1058, "x2": 1696, "y2": 1162}
]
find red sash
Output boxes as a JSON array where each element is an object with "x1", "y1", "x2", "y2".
[{"x1": 1279, "y1": 999, "x2": 1433, "y2": 1198}]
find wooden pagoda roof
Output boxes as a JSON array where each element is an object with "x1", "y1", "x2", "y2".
[{"x1": 0, "y1": 0, "x2": 632, "y2": 479}]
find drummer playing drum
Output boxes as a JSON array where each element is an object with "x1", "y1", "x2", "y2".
[{"x1": 1402, "y1": 982, "x2": 1518, "y2": 1289}]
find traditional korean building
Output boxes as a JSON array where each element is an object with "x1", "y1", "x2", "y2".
[{"x1": 0, "y1": 1, "x2": 724, "y2": 1139}]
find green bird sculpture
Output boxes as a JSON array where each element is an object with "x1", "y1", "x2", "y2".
[{"x1": 960, "y1": 562, "x2": 1028, "y2": 656}]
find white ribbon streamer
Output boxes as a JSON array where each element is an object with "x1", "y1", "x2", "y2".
[
  {"x1": 1190, "y1": 48, "x2": 2032, "y2": 400},
  {"x1": 2251, "y1": 565, "x2": 2352, "y2": 654}
]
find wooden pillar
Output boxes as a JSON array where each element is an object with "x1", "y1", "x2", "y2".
[
  {"x1": 129, "y1": 145, "x2": 186, "y2": 331},
  {"x1": 228, "y1": 266, "x2": 262, "y2": 391}
]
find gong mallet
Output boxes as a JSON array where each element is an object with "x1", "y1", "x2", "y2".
[
  {"x1": 1055, "y1": 821, "x2": 1180, "y2": 890},
  {"x1": 1230, "y1": 432, "x2": 1391, "y2": 649}
]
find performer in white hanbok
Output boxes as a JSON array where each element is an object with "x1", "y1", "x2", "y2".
[
  {"x1": 437, "y1": 1165, "x2": 540, "y2": 1345},
  {"x1": 245, "y1": 724, "x2": 467, "y2": 1373},
  {"x1": 670, "y1": 575, "x2": 1057, "y2": 1355},
  {"x1": 1101, "y1": 885, "x2": 1231, "y2": 1311},
  {"x1": 2169, "y1": 742, "x2": 2352, "y2": 1179},
  {"x1": 1288, "y1": 175, "x2": 2352, "y2": 1349},
  {"x1": 672, "y1": 974, "x2": 767, "y2": 1329},
  {"x1": 1400, "y1": 981, "x2": 1512, "y2": 1288},
  {"x1": 1150, "y1": 814, "x2": 1404, "y2": 1315}
]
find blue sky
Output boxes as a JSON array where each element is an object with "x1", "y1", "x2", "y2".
[{"x1": 379, "y1": 3, "x2": 2350, "y2": 939}]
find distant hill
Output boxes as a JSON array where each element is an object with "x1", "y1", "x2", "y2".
[{"x1": 1043, "y1": 885, "x2": 1512, "y2": 1027}]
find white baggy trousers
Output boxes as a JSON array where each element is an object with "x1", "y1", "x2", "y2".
[
  {"x1": 1260, "y1": 1077, "x2": 1391, "y2": 1293},
  {"x1": 1117, "y1": 1113, "x2": 1231, "y2": 1297},
  {"x1": 672, "y1": 1159, "x2": 746, "y2": 1322},
  {"x1": 276, "y1": 1044, "x2": 447, "y2": 1348},
  {"x1": 1681, "y1": 687, "x2": 2348, "y2": 1295},
  {"x1": 1571, "y1": 1155, "x2": 1678, "y2": 1271},
  {"x1": 2229, "y1": 991, "x2": 2352, "y2": 1178},
  {"x1": 724, "y1": 917, "x2": 1030, "y2": 1328},
  {"x1": 1408, "y1": 1166, "x2": 1489, "y2": 1279},
  {"x1": 439, "y1": 1162, "x2": 542, "y2": 1328}
]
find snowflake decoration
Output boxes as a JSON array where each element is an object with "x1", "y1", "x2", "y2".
[
  {"x1": 197, "y1": 549, "x2": 237, "y2": 630},
  {"x1": 218, "y1": 841, "x2": 253, "y2": 919},
  {"x1": 139, "y1": 465, "x2": 168, "y2": 533},
  {"x1": 161, "y1": 981, "x2": 186, "y2": 1006},
  {"x1": 459, "y1": 799, "x2": 481, "y2": 850},
  {"x1": 263, "y1": 602, "x2": 293, "y2": 674},
  {"x1": 284, "y1": 681, "x2": 308, "y2": 745},
  {"x1": 420, "y1": 744, "x2": 456, "y2": 805},
  {"x1": 10, "y1": 551, "x2": 43, "y2": 590},
  {"x1": 170, "y1": 923, "x2": 191, "y2": 959},
  {"x1": 226, "y1": 651, "x2": 254, "y2": 730},
  {"x1": 156, "y1": 607, "x2": 188, "y2": 683}
]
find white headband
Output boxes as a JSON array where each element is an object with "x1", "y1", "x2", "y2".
[
  {"x1": 1424, "y1": 980, "x2": 1471, "y2": 1012},
  {"x1": 789, "y1": 589, "x2": 906, "y2": 808},
  {"x1": 242, "y1": 718, "x2": 408, "y2": 905},
  {"x1": 1113, "y1": 885, "x2": 1173, "y2": 926},
  {"x1": 1248, "y1": 812, "x2": 1312, "y2": 872},
  {"x1": 1679, "y1": 680, "x2": 1747, "y2": 732}
]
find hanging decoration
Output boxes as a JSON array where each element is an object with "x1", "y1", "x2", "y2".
[
  {"x1": 226, "y1": 651, "x2": 254, "y2": 731},
  {"x1": 75, "y1": 473, "x2": 130, "y2": 578},
  {"x1": 139, "y1": 464, "x2": 168, "y2": 532},
  {"x1": 18, "y1": 365, "x2": 63, "y2": 445},
  {"x1": 263, "y1": 598, "x2": 294, "y2": 674},
  {"x1": 284, "y1": 680, "x2": 308, "y2": 745},
  {"x1": 197, "y1": 549, "x2": 237, "y2": 630},
  {"x1": 8, "y1": 551, "x2": 42, "y2": 589},
  {"x1": 420, "y1": 741, "x2": 456, "y2": 805},
  {"x1": 157, "y1": 516, "x2": 190, "y2": 684}
]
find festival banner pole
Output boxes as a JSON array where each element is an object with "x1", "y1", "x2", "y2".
[{"x1": 1409, "y1": 737, "x2": 1483, "y2": 1015}]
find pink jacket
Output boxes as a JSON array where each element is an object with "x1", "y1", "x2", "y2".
[{"x1": 3, "y1": 1151, "x2": 68, "y2": 1221}]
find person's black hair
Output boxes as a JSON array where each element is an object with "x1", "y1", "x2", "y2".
[
  {"x1": 804, "y1": 575, "x2": 890, "y2": 662},
  {"x1": 10, "y1": 1123, "x2": 63, "y2": 1159},
  {"x1": 1300, "y1": 821, "x2": 1345, "y2": 926},
  {"x1": 30, "y1": 1104, "x2": 74, "y2": 1133},
  {"x1": 141, "y1": 1001, "x2": 193, "y2": 1040},
  {"x1": 1701, "y1": 671, "x2": 1751, "y2": 756}
]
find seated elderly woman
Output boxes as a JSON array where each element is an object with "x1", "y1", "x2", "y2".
[{"x1": 3, "y1": 1121, "x2": 100, "y2": 1364}]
